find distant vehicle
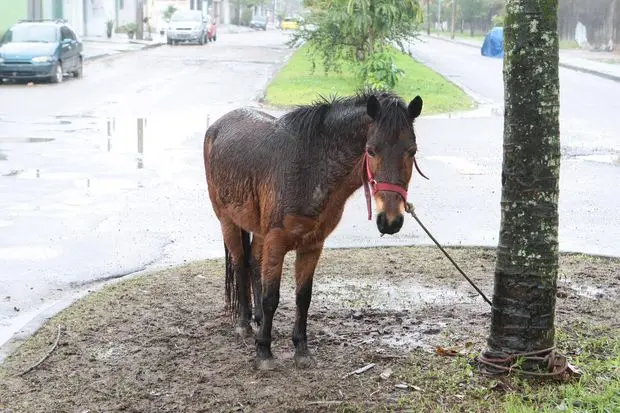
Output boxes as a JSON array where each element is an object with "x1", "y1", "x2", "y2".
[
  {"x1": 250, "y1": 15, "x2": 267, "y2": 31},
  {"x1": 0, "y1": 19, "x2": 83, "y2": 84},
  {"x1": 280, "y1": 17, "x2": 300, "y2": 31},
  {"x1": 167, "y1": 10, "x2": 213, "y2": 45}
]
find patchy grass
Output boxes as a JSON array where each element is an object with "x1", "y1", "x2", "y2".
[
  {"x1": 560, "y1": 40, "x2": 581, "y2": 49},
  {"x1": 0, "y1": 247, "x2": 618, "y2": 412},
  {"x1": 395, "y1": 324, "x2": 620, "y2": 412},
  {"x1": 264, "y1": 44, "x2": 474, "y2": 114}
]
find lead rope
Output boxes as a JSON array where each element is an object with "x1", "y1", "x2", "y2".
[
  {"x1": 404, "y1": 203, "x2": 576, "y2": 379},
  {"x1": 404, "y1": 202, "x2": 492, "y2": 306}
]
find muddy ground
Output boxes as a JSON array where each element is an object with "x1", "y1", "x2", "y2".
[{"x1": 0, "y1": 246, "x2": 618, "y2": 412}]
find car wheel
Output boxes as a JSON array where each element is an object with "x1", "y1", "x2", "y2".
[
  {"x1": 72, "y1": 57, "x2": 83, "y2": 78},
  {"x1": 50, "y1": 62, "x2": 63, "y2": 84},
  {"x1": 167, "y1": 37, "x2": 173, "y2": 45},
  {"x1": 199, "y1": 34, "x2": 204, "y2": 45}
]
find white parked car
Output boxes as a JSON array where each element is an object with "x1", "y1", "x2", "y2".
[{"x1": 166, "y1": 10, "x2": 209, "y2": 45}]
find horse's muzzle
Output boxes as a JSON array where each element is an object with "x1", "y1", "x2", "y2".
[{"x1": 376, "y1": 212, "x2": 404, "y2": 235}]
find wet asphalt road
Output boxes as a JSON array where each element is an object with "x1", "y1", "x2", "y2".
[
  {"x1": 1, "y1": 30, "x2": 619, "y2": 350},
  {"x1": 0, "y1": 29, "x2": 293, "y2": 346}
]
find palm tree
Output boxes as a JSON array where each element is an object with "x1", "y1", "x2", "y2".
[{"x1": 485, "y1": 0, "x2": 561, "y2": 363}]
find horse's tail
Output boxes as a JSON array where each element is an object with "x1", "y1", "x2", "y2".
[{"x1": 224, "y1": 230, "x2": 252, "y2": 318}]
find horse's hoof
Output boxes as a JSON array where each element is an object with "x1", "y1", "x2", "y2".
[
  {"x1": 235, "y1": 325, "x2": 253, "y2": 339},
  {"x1": 255, "y1": 358, "x2": 277, "y2": 371},
  {"x1": 294, "y1": 353, "x2": 316, "y2": 369}
]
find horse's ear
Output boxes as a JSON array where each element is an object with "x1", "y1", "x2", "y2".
[
  {"x1": 367, "y1": 95, "x2": 381, "y2": 120},
  {"x1": 408, "y1": 96, "x2": 423, "y2": 120}
]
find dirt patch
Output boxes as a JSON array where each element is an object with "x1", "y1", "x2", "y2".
[{"x1": 0, "y1": 246, "x2": 618, "y2": 412}]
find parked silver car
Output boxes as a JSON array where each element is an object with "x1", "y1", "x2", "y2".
[{"x1": 166, "y1": 10, "x2": 208, "y2": 45}]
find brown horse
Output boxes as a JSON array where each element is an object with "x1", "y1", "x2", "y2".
[{"x1": 203, "y1": 90, "x2": 425, "y2": 370}]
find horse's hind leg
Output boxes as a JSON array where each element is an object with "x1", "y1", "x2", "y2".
[
  {"x1": 292, "y1": 243, "x2": 323, "y2": 369},
  {"x1": 249, "y1": 235, "x2": 264, "y2": 326},
  {"x1": 221, "y1": 220, "x2": 253, "y2": 338},
  {"x1": 255, "y1": 230, "x2": 286, "y2": 371}
]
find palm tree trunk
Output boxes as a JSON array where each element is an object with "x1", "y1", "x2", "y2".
[{"x1": 486, "y1": 0, "x2": 561, "y2": 357}]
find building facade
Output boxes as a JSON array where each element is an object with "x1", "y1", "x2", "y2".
[{"x1": 0, "y1": 0, "x2": 28, "y2": 37}]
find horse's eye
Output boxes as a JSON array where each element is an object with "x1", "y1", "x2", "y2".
[
  {"x1": 366, "y1": 147, "x2": 377, "y2": 157},
  {"x1": 407, "y1": 148, "x2": 417, "y2": 157}
]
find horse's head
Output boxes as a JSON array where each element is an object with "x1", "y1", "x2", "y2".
[{"x1": 364, "y1": 94, "x2": 423, "y2": 235}]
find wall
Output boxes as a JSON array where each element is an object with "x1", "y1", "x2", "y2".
[
  {"x1": 559, "y1": 0, "x2": 619, "y2": 50},
  {"x1": 83, "y1": 0, "x2": 112, "y2": 36},
  {"x1": 0, "y1": 0, "x2": 29, "y2": 37},
  {"x1": 117, "y1": 0, "x2": 137, "y2": 26},
  {"x1": 61, "y1": 0, "x2": 84, "y2": 35}
]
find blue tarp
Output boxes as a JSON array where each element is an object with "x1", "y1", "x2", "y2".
[{"x1": 481, "y1": 27, "x2": 504, "y2": 58}]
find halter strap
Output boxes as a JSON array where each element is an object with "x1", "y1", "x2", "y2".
[{"x1": 362, "y1": 150, "x2": 409, "y2": 220}]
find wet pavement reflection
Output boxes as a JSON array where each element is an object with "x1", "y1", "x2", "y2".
[{"x1": 0, "y1": 107, "x2": 230, "y2": 347}]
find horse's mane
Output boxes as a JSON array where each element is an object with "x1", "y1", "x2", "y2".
[{"x1": 279, "y1": 89, "x2": 409, "y2": 142}]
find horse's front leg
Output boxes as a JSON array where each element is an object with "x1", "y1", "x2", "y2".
[
  {"x1": 255, "y1": 231, "x2": 286, "y2": 371},
  {"x1": 292, "y1": 243, "x2": 323, "y2": 369}
]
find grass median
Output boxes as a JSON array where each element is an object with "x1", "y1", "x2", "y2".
[
  {"x1": 265, "y1": 44, "x2": 474, "y2": 114},
  {"x1": 0, "y1": 247, "x2": 618, "y2": 412}
]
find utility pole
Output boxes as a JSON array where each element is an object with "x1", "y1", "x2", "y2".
[
  {"x1": 115, "y1": 0, "x2": 120, "y2": 29},
  {"x1": 426, "y1": 0, "x2": 430, "y2": 35},
  {"x1": 136, "y1": 0, "x2": 144, "y2": 40},
  {"x1": 451, "y1": 0, "x2": 456, "y2": 39}
]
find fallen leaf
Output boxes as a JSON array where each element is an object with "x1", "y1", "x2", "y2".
[
  {"x1": 435, "y1": 346, "x2": 459, "y2": 357},
  {"x1": 410, "y1": 385, "x2": 424, "y2": 392}
]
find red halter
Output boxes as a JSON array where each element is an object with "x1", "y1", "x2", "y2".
[{"x1": 362, "y1": 150, "x2": 428, "y2": 220}]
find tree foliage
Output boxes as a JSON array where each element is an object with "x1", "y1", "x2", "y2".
[
  {"x1": 162, "y1": 5, "x2": 178, "y2": 21},
  {"x1": 291, "y1": 0, "x2": 424, "y2": 90}
]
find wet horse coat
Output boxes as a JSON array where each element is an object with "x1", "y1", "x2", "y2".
[{"x1": 204, "y1": 90, "x2": 424, "y2": 370}]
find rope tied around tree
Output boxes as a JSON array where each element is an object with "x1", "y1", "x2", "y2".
[
  {"x1": 478, "y1": 346, "x2": 575, "y2": 380},
  {"x1": 404, "y1": 203, "x2": 577, "y2": 380}
]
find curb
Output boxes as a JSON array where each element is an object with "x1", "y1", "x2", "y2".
[
  {"x1": 425, "y1": 34, "x2": 620, "y2": 83},
  {"x1": 254, "y1": 46, "x2": 297, "y2": 103},
  {"x1": 84, "y1": 42, "x2": 165, "y2": 62},
  {"x1": 557, "y1": 62, "x2": 620, "y2": 82}
]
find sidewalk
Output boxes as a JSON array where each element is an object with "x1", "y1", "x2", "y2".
[
  {"x1": 80, "y1": 25, "x2": 256, "y2": 61},
  {"x1": 427, "y1": 33, "x2": 620, "y2": 82},
  {"x1": 81, "y1": 33, "x2": 166, "y2": 61}
]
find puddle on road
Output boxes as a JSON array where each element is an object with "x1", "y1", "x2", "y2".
[
  {"x1": 573, "y1": 154, "x2": 620, "y2": 166},
  {"x1": 0, "y1": 137, "x2": 55, "y2": 143},
  {"x1": 0, "y1": 246, "x2": 60, "y2": 260},
  {"x1": 103, "y1": 117, "x2": 147, "y2": 169}
]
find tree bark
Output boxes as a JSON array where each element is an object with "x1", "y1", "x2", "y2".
[{"x1": 486, "y1": 0, "x2": 561, "y2": 356}]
